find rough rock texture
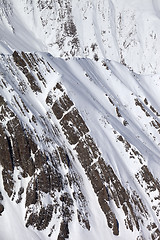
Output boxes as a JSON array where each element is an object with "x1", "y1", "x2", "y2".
[{"x1": 0, "y1": 51, "x2": 160, "y2": 239}]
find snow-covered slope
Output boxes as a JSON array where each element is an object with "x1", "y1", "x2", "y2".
[
  {"x1": 1, "y1": 0, "x2": 160, "y2": 74},
  {"x1": 1, "y1": 1, "x2": 160, "y2": 240},
  {"x1": 0, "y1": 51, "x2": 160, "y2": 240}
]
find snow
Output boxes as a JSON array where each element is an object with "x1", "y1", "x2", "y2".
[
  {"x1": 0, "y1": 165, "x2": 42, "y2": 240},
  {"x1": 1, "y1": 0, "x2": 160, "y2": 73},
  {"x1": 1, "y1": 51, "x2": 160, "y2": 238},
  {"x1": 0, "y1": 0, "x2": 160, "y2": 239}
]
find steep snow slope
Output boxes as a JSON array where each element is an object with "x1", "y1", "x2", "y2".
[
  {"x1": 1, "y1": 0, "x2": 160, "y2": 240},
  {"x1": 0, "y1": 52, "x2": 160, "y2": 240},
  {"x1": 1, "y1": 0, "x2": 160, "y2": 73}
]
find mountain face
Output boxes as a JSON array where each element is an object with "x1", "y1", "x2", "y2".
[
  {"x1": 1, "y1": 0, "x2": 160, "y2": 74},
  {"x1": 1, "y1": 1, "x2": 160, "y2": 240}
]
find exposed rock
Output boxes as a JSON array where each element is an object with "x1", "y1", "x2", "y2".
[
  {"x1": 26, "y1": 204, "x2": 53, "y2": 230},
  {"x1": 0, "y1": 51, "x2": 160, "y2": 240},
  {"x1": 52, "y1": 93, "x2": 73, "y2": 120},
  {"x1": 16, "y1": 187, "x2": 24, "y2": 204},
  {"x1": 0, "y1": 203, "x2": 4, "y2": 215},
  {"x1": 57, "y1": 221, "x2": 69, "y2": 240}
]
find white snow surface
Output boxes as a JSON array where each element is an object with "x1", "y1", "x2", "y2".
[
  {"x1": 1, "y1": 0, "x2": 160, "y2": 73},
  {"x1": 0, "y1": 0, "x2": 160, "y2": 240},
  {"x1": 0, "y1": 52, "x2": 160, "y2": 239}
]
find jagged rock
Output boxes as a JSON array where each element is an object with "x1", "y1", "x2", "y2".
[
  {"x1": 52, "y1": 93, "x2": 73, "y2": 120},
  {"x1": 0, "y1": 203, "x2": 4, "y2": 215},
  {"x1": 0, "y1": 50, "x2": 160, "y2": 240},
  {"x1": 26, "y1": 204, "x2": 53, "y2": 230},
  {"x1": 57, "y1": 221, "x2": 69, "y2": 240}
]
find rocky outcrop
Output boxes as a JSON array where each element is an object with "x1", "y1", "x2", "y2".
[
  {"x1": 48, "y1": 81, "x2": 153, "y2": 236},
  {"x1": 0, "y1": 51, "x2": 160, "y2": 239}
]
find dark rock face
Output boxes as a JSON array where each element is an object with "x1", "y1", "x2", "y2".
[
  {"x1": 52, "y1": 93, "x2": 74, "y2": 120},
  {"x1": 60, "y1": 108, "x2": 89, "y2": 145},
  {"x1": 0, "y1": 98, "x2": 15, "y2": 197},
  {"x1": 26, "y1": 204, "x2": 54, "y2": 230},
  {"x1": 57, "y1": 221, "x2": 69, "y2": 240},
  {"x1": 0, "y1": 203, "x2": 4, "y2": 215},
  {"x1": 48, "y1": 81, "x2": 148, "y2": 236},
  {"x1": 0, "y1": 192, "x2": 4, "y2": 215},
  {"x1": 13, "y1": 51, "x2": 42, "y2": 93},
  {"x1": 0, "y1": 52, "x2": 92, "y2": 237},
  {"x1": 0, "y1": 51, "x2": 160, "y2": 239}
]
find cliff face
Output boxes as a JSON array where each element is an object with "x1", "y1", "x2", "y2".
[
  {"x1": 1, "y1": 1, "x2": 160, "y2": 240},
  {"x1": 0, "y1": 51, "x2": 160, "y2": 240}
]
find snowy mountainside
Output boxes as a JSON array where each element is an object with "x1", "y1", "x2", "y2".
[
  {"x1": 1, "y1": 0, "x2": 160, "y2": 73},
  {"x1": 1, "y1": 0, "x2": 160, "y2": 240},
  {"x1": 0, "y1": 51, "x2": 160, "y2": 240}
]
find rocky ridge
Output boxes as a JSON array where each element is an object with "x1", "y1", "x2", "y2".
[
  {"x1": 0, "y1": 51, "x2": 160, "y2": 239},
  {"x1": 0, "y1": 1, "x2": 160, "y2": 239}
]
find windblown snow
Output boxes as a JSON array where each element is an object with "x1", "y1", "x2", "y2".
[{"x1": 0, "y1": 1, "x2": 160, "y2": 240}]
